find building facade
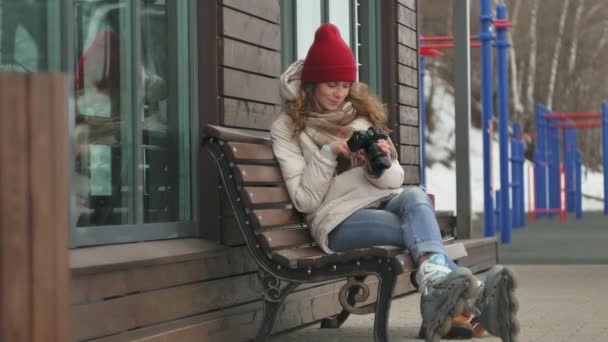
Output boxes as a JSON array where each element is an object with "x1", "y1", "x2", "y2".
[{"x1": 1, "y1": 0, "x2": 423, "y2": 340}]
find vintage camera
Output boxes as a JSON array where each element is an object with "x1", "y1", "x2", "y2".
[{"x1": 346, "y1": 126, "x2": 392, "y2": 178}]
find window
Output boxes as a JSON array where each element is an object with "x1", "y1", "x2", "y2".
[
  {"x1": 281, "y1": 0, "x2": 381, "y2": 95},
  {"x1": 0, "y1": 0, "x2": 62, "y2": 72},
  {"x1": 71, "y1": 0, "x2": 196, "y2": 246}
]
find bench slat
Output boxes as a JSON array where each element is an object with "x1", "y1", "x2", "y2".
[
  {"x1": 258, "y1": 229, "x2": 313, "y2": 252},
  {"x1": 204, "y1": 124, "x2": 271, "y2": 145},
  {"x1": 224, "y1": 142, "x2": 275, "y2": 162},
  {"x1": 272, "y1": 246, "x2": 375, "y2": 269},
  {"x1": 251, "y1": 209, "x2": 301, "y2": 229},
  {"x1": 235, "y1": 165, "x2": 283, "y2": 184},
  {"x1": 271, "y1": 246, "x2": 327, "y2": 268},
  {"x1": 241, "y1": 187, "x2": 290, "y2": 206}
]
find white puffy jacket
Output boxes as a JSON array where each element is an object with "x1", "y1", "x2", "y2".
[{"x1": 270, "y1": 114, "x2": 404, "y2": 253}]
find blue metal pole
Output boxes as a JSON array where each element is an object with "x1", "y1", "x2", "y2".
[
  {"x1": 496, "y1": 4, "x2": 511, "y2": 243},
  {"x1": 495, "y1": 189, "x2": 501, "y2": 233},
  {"x1": 549, "y1": 118, "x2": 560, "y2": 217},
  {"x1": 510, "y1": 132, "x2": 518, "y2": 227},
  {"x1": 603, "y1": 101, "x2": 608, "y2": 215},
  {"x1": 535, "y1": 104, "x2": 546, "y2": 218},
  {"x1": 480, "y1": 0, "x2": 495, "y2": 237},
  {"x1": 564, "y1": 124, "x2": 576, "y2": 212},
  {"x1": 520, "y1": 134, "x2": 526, "y2": 227},
  {"x1": 512, "y1": 123, "x2": 523, "y2": 228},
  {"x1": 420, "y1": 53, "x2": 427, "y2": 189},
  {"x1": 575, "y1": 148, "x2": 583, "y2": 219}
]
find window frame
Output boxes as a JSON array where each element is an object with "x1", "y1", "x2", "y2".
[{"x1": 65, "y1": 0, "x2": 199, "y2": 247}]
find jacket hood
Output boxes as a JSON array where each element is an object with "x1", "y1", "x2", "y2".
[{"x1": 279, "y1": 60, "x2": 304, "y2": 101}]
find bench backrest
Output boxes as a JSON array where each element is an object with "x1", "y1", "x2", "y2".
[{"x1": 202, "y1": 125, "x2": 318, "y2": 265}]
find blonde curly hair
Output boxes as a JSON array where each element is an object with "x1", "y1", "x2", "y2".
[{"x1": 285, "y1": 82, "x2": 390, "y2": 136}]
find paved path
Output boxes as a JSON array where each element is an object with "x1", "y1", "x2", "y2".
[
  {"x1": 272, "y1": 265, "x2": 608, "y2": 342},
  {"x1": 494, "y1": 212, "x2": 608, "y2": 264}
]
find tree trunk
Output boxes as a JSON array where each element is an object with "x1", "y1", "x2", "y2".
[
  {"x1": 545, "y1": 0, "x2": 571, "y2": 109},
  {"x1": 568, "y1": 0, "x2": 585, "y2": 75},
  {"x1": 525, "y1": 0, "x2": 540, "y2": 113},
  {"x1": 508, "y1": 0, "x2": 524, "y2": 121},
  {"x1": 591, "y1": 20, "x2": 608, "y2": 62}
]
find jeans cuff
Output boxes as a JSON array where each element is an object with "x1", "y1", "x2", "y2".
[{"x1": 410, "y1": 240, "x2": 447, "y2": 261}]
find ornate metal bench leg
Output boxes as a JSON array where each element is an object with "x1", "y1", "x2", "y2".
[
  {"x1": 255, "y1": 270, "x2": 299, "y2": 342},
  {"x1": 320, "y1": 275, "x2": 367, "y2": 329},
  {"x1": 373, "y1": 271, "x2": 397, "y2": 342}
]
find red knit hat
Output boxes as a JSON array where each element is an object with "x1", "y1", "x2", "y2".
[{"x1": 301, "y1": 24, "x2": 357, "y2": 83}]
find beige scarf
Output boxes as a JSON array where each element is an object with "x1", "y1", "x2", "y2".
[{"x1": 303, "y1": 102, "x2": 397, "y2": 174}]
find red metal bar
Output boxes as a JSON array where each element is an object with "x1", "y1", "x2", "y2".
[
  {"x1": 550, "y1": 121, "x2": 601, "y2": 129},
  {"x1": 420, "y1": 48, "x2": 444, "y2": 57},
  {"x1": 420, "y1": 35, "x2": 479, "y2": 42},
  {"x1": 493, "y1": 19, "x2": 512, "y2": 28},
  {"x1": 420, "y1": 43, "x2": 482, "y2": 50},
  {"x1": 544, "y1": 112, "x2": 601, "y2": 120}
]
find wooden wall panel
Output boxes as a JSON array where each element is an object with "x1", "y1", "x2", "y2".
[
  {"x1": 398, "y1": 64, "x2": 418, "y2": 88},
  {"x1": 71, "y1": 246, "x2": 255, "y2": 304},
  {"x1": 222, "y1": 7, "x2": 281, "y2": 51},
  {"x1": 89, "y1": 273, "x2": 417, "y2": 342},
  {"x1": 398, "y1": 0, "x2": 416, "y2": 11},
  {"x1": 397, "y1": 3, "x2": 417, "y2": 29},
  {"x1": 222, "y1": 68, "x2": 281, "y2": 105},
  {"x1": 0, "y1": 73, "x2": 70, "y2": 342},
  {"x1": 398, "y1": 85, "x2": 418, "y2": 107},
  {"x1": 0, "y1": 72, "x2": 31, "y2": 342},
  {"x1": 72, "y1": 273, "x2": 261, "y2": 340},
  {"x1": 400, "y1": 145, "x2": 420, "y2": 165},
  {"x1": 221, "y1": 38, "x2": 281, "y2": 77},
  {"x1": 222, "y1": 0, "x2": 280, "y2": 23},
  {"x1": 394, "y1": 0, "x2": 421, "y2": 186},
  {"x1": 398, "y1": 44, "x2": 418, "y2": 68},
  {"x1": 403, "y1": 165, "x2": 421, "y2": 184},
  {"x1": 399, "y1": 105, "x2": 419, "y2": 126},
  {"x1": 400, "y1": 125, "x2": 420, "y2": 146},
  {"x1": 222, "y1": 98, "x2": 280, "y2": 130},
  {"x1": 397, "y1": 24, "x2": 417, "y2": 49}
]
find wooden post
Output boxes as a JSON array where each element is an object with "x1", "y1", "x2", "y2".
[{"x1": 0, "y1": 73, "x2": 71, "y2": 342}]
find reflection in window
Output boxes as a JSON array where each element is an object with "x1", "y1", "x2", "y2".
[
  {"x1": 74, "y1": 1, "x2": 133, "y2": 226},
  {"x1": 73, "y1": 0, "x2": 192, "y2": 233},
  {"x1": 0, "y1": 1, "x2": 60, "y2": 72},
  {"x1": 141, "y1": 2, "x2": 191, "y2": 223}
]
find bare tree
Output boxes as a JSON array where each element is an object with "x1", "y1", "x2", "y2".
[
  {"x1": 507, "y1": 0, "x2": 524, "y2": 121},
  {"x1": 525, "y1": 0, "x2": 540, "y2": 113},
  {"x1": 545, "y1": 0, "x2": 571, "y2": 109},
  {"x1": 568, "y1": 0, "x2": 585, "y2": 75}
]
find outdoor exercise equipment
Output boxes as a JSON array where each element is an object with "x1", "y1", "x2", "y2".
[
  {"x1": 419, "y1": 1, "x2": 515, "y2": 243},
  {"x1": 532, "y1": 102, "x2": 608, "y2": 219}
]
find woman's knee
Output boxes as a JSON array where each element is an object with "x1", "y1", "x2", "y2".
[{"x1": 401, "y1": 186, "x2": 432, "y2": 207}]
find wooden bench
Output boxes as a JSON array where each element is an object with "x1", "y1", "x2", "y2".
[{"x1": 201, "y1": 125, "x2": 472, "y2": 342}]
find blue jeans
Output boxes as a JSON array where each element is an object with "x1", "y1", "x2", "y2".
[{"x1": 328, "y1": 187, "x2": 458, "y2": 270}]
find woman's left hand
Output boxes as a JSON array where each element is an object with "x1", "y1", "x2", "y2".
[{"x1": 377, "y1": 139, "x2": 392, "y2": 157}]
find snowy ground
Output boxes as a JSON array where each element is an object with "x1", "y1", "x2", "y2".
[{"x1": 423, "y1": 76, "x2": 605, "y2": 214}]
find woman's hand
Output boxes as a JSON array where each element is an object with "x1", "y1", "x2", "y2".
[
  {"x1": 376, "y1": 139, "x2": 392, "y2": 157},
  {"x1": 328, "y1": 140, "x2": 353, "y2": 159}
]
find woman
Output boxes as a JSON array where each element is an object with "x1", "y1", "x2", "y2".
[{"x1": 270, "y1": 24, "x2": 518, "y2": 342}]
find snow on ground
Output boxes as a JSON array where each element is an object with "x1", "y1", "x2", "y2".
[{"x1": 423, "y1": 76, "x2": 605, "y2": 215}]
